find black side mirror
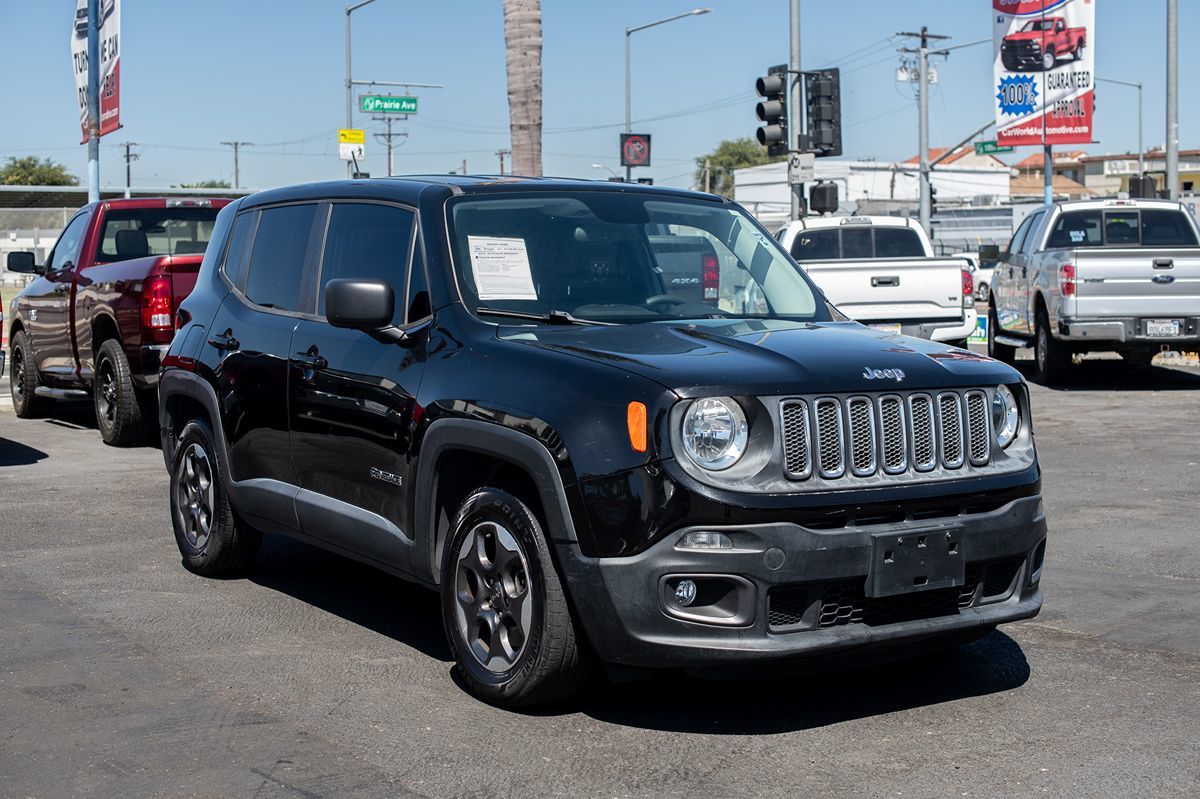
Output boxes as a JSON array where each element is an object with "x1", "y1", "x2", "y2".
[
  {"x1": 325, "y1": 278, "x2": 394, "y2": 329},
  {"x1": 6, "y1": 251, "x2": 39, "y2": 274},
  {"x1": 978, "y1": 244, "x2": 1001, "y2": 261}
]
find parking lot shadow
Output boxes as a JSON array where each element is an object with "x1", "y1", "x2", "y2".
[
  {"x1": 576, "y1": 630, "x2": 1030, "y2": 734},
  {"x1": 1015, "y1": 360, "x2": 1200, "y2": 391},
  {"x1": 0, "y1": 436, "x2": 48, "y2": 466},
  {"x1": 248, "y1": 533, "x2": 452, "y2": 662}
]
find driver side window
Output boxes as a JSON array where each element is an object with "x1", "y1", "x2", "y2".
[{"x1": 46, "y1": 213, "x2": 90, "y2": 273}]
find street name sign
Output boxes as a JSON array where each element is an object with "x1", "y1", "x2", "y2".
[
  {"x1": 974, "y1": 140, "x2": 1014, "y2": 156},
  {"x1": 360, "y1": 95, "x2": 418, "y2": 115}
]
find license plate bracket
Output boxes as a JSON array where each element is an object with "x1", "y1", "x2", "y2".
[
  {"x1": 1144, "y1": 318, "x2": 1181, "y2": 338},
  {"x1": 867, "y1": 528, "x2": 965, "y2": 598}
]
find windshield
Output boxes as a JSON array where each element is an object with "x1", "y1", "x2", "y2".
[
  {"x1": 1021, "y1": 20, "x2": 1053, "y2": 32},
  {"x1": 446, "y1": 192, "x2": 829, "y2": 325}
]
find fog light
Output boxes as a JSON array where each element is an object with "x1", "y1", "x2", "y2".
[
  {"x1": 678, "y1": 531, "x2": 733, "y2": 550},
  {"x1": 674, "y1": 579, "x2": 698, "y2": 607}
]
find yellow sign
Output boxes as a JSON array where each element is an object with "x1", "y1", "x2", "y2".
[{"x1": 338, "y1": 128, "x2": 365, "y2": 144}]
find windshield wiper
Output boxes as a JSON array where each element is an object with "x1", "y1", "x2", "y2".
[{"x1": 475, "y1": 307, "x2": 613, "y2": 326}]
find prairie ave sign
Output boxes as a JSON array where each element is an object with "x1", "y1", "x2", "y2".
[{"x1": 360, "y1": 95, "x2": 418, "y2": 115}]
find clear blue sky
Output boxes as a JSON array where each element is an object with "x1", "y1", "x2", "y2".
[{"x1": 0, "y1": 1, "x2": 1194, "y2": 190}]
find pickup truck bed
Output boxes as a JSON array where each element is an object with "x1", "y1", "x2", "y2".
[{"x1": 801, "y1": 256, "x2": 968, "y2": 323}]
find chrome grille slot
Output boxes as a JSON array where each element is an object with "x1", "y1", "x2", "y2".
[
  {"x1": 878, "y1": 395, "x2": 907, "y2": 474},
  {"x1": 909, "y1": 394, "x2": 936, "y2": 471},
  {"x1": 966, "y1": 390, "x2": 990, "y2": 466},
  {"x1": 938, "y1": 392, "x2": 965, "y2": 469},
  {"x1": 780, "y1": 400, "x2": 811, "y2": 478},
  {"x1": 846, "y1": 396, "x2": 876, "y2": 476},
  {"x1": 814, "y1": 399, "x2": 845, "y2": 478}
]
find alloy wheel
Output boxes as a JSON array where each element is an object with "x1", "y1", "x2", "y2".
[
  {"x1": 175, "y1": 442, "x2": 215, "y2": 550},
  {"x1": 12, "y1": 346, "x2": 26, "y2": 403},
  {"x1": 96, "y1": 358, "x2": 117, "y2": 424},
  {"x1": 454, "y1": 520, "x2": 533, "y2": 673}
]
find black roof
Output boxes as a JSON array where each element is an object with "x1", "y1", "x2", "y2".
[{"x1": 238, "y1": 174, "x2": 723, "y2": 210}]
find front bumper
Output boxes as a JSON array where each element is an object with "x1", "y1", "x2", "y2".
[
  {"x1": 1057, "y1": 316, "x2": 1200, "y2": 345},
  {"x1": 558, "y1": 492, "x2": 1045, "y2": 669}
]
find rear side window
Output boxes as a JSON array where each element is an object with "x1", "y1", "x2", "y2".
[
  {"x1": 874, "y1": 227, "x2": 925, "y2": 257},
  {"x1": 791, "y1": 228, "x2": 840, "y2": 260},
  {"x1": 1047, "y1": 211, "x2": 1102, "y2": 248},
  {"x1": 244, "y1": 204, "x2": 318, "y2": 312},
  {"x1": 221, "y1": 212, "x2": 255, "y2": 287},
  {"x1": 1140, "y1": 210, "x2": 1198, "y2": 246},
  {"x1": 316, "y1": 203, "x2": 415, "y2": 321}
]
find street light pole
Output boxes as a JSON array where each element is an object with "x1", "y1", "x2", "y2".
[
  {"x1": 346, "y1": 0, "x2": 380, "y2": 178},
  {"x1": 624, "y1": 8, "x2": 711, "y2": 182},
  {"x1": 86, "y1": 0, "x2": 100, "y2": 204},
  {"x1": 1166, "y1": 0, "x2": 1179, "y2": 199},
  {"x1": 592, "y1": 163, "x2": 619, "y2": 179},
  {"x1": 1097, "y1": 77, "x2": 1144, "y2": 176}
]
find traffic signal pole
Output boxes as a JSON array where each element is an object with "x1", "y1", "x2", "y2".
[
  {"x1": 789, "y1": 0, "x2": 802, "y2": 220},
  {"x1": 899, "y1": 27, "x2": 947, "y2": 237},
  {"x1": 86, "y1": 0, "x2": 100, "y2": 204}
]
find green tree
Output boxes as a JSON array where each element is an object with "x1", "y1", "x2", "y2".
[
  {"x1": 175, "y1": 179, "x2": 232, "y2": 189},
  {"x1": 0, "y1": 156, "x2": 78, "y2": 186},
  {"x1": 694, "y1": 138, "x2": 785, "y2": 198}
]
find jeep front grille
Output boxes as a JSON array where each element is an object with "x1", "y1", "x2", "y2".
[{"x1": 781, "y1": 389, "x2": 994, "y2": 482}]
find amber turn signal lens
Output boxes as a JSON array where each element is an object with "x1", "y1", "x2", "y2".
[{"x1": 627, "y1": 401, "x2": 647, "y2": 453}]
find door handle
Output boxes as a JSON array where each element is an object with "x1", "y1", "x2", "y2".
[
  {"x1": 1153, "y1": 258, "x2": 1174, "y2": 269},
  {"x1": 290, "y1": 348, "x2": 327, "y2": 371},
  {"x1": 207, "y1": 330, "x2": 239, "y2": 351},
  {"x1": 871, "y1": 275, "x2": 900, "y2": 287}
]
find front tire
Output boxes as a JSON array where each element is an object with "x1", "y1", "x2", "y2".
[
  {"x1": 1033, "y1": 307, "x2": 1071, "y2": 385},
  {"x1": 9, "y1": 329, "x2": 49, "y2": 418},
  {"x1": 94, "y1": 338, "x2": 147, "y2": 446},
  {"x1": 987, "y1": 303, "x2": 1015, "y2": 364},
  {"x1": 170, "y1": 419, "x2": 261, "y2": 576},
  {"x1": 1042, "y1": 48, "x2": 1056, "y2": 71},
  {"x1": 441, "y1": 487, "x2": 589, "y2": 708}
]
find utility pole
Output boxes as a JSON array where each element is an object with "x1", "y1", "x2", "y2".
[
  {"x1": 704, "y1": 158, "x2": 712, "y2": 193},
  {"x1": 86, "y1": 0, "x2": 100, "y2": 204},
  {"x1": 120, "y1": 142, "x2": 139, "y2": 198},
  {"x1": 221, "y1": 141, "x2": 253, "y2": 189},
  {"x1": 899, "y1": 27, "x2": 948, "y2": 236},
  {"x1": 462, "y1": 159, "x2": 468, "y2": 176},
  {"x1": 789, "y1": 0, "x2": 802, "y2": 220},
  {"x1": 1166, "y1": 0, "x2": 1179, "y2": 199},
  {"x1": 373, "y1": 117, "x2": 408, "y2": 177},
  {"x1": 496, "y1": 149, "x2": 511, "y2": 175}
]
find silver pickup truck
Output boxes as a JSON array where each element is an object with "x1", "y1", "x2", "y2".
[{"x1": 986, "y1": 199, "x2": 1200, "y2": 383}]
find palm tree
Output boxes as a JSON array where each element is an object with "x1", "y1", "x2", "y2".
[{"x1": 502, "y1": 0, "x2": 543, "y2": 176}]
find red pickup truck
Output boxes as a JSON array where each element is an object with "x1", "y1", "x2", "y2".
[
  {"x1": 5, "y1": 198, "x2": 230, "y2": 444},
  {"x1": 1001, "y1": 17, "x2": 1086, "y2": 73}
]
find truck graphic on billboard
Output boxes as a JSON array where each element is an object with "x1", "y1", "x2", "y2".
[{"x1": 993, "y1": 0, "x2": 1095, "y2": 147}]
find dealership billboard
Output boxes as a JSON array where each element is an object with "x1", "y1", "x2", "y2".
[
  {"x1": 993, "y1": 0, "x2": 1094, "y2": 148},
  {"x1": 71, "y1": 0, "x2": 121, "y2": 142}
]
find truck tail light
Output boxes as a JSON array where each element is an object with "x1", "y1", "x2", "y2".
[
  {"x1": 142, "y1": 275, "x2": 174, "y2": 330},
  {"x1": 961, "y1": 268, "x2": 974, "y2": 307},
  {"x1": 702, "y1": 254, "x2": 720, "y2": 302},
  {"x1": 1059, "y1": 264, "x2": 1077, "y2": 297}
]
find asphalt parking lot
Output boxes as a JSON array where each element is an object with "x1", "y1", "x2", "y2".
[{"x1": 1, "y1": 357, "x2": 1199, "y2": 799}]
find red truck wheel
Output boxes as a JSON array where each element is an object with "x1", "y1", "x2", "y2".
[
  {"x1": 94, "y1": 338, "x2": 147, "y2": 446},
  {"x1": 1042, "y1": 48, "x2": 1056, "y2": 71}
]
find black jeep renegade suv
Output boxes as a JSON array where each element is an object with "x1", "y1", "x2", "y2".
[{"x1": 159, "y1": 176, "x2": 1046, "y2": 707}]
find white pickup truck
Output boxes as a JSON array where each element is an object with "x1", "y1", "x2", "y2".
[
  {"x1": 987, "y1": 198, "x2": 1200, "y2": 384},
  {"x1": 776, "y1": 216, "x2": 976, "y2": 346}
]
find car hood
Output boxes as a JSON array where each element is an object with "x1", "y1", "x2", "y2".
[
  {"x1": 499, "y1": 318, "x2": 1018, "y2": 397},
  {"x1": 1004, "y1": 31, "x2": 1045, "y2": 42}
]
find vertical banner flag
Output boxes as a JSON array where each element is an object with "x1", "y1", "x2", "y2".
[
  {"x1": 994, "y1": 0, "x2": 1095, "y2": 147},
  {"x1": 71, "y1": 0, "x2": 121, "y2": 142}
]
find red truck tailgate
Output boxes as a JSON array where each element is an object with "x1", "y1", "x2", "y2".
[{"x1": 164, "y1": 255, "x2": 206, "y2": 309}]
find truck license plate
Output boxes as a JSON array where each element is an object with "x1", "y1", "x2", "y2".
[
  {"x1": 867, "y1": 528, "x2": 964, "y2": 598},
  {"x1": 1145, "y1": 319, "x2": 1181, "y2": 337}
]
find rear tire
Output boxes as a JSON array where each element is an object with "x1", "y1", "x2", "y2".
[
  {"x1": 9, "y1": 329, "x2": 49, "y2": 418},
  {"x1": 441, "y1": 487, "x2": 590, "y2": 708},
  {"x1": 1033, "y1": 306, "x2": 1071, "y2": 385},
  {"x1": 170, "y1": 419, "x2": 261, "y2": 576},
  {"x1": 1073, "y1": 40, "x2": 1084, "y2": 61},
  {"x1": 94, "y1": 338, "x2": 146, "y2": 446},
  {"x1": 987, "y1": 304, "x2": 1015, "y2": 364}
]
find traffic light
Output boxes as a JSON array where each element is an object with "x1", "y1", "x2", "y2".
[
  {"x1": 756, "y1": 64, "x2": 789, "y2": 157},
  {"x1": 805, "y1": 68, "x2": 842, "y2": 158},
  {"x1": 930, "y1": 185, "x2": 939, "y2": 216}
]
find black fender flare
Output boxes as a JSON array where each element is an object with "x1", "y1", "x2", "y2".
[
  {"x1": 157, "y1": 369, "x2": 234, "y2": 481},
  {"x1": 414, "y1": 417, "x2": 580, "y2": 586}
]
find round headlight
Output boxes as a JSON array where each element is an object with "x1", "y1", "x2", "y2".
[
  {"x1": 992, "y1": 384, "x2": 1020, "y2": 449},
  {"x1": 681, "y1": 397, "x2": 748, "y2": 470}
]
